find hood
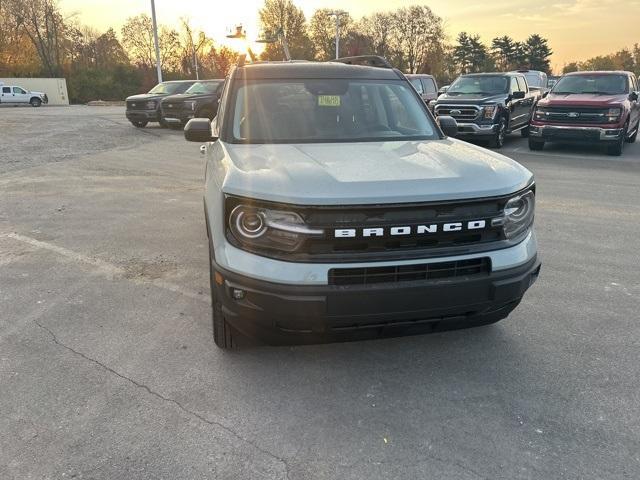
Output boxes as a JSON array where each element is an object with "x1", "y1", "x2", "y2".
[
  {"x1": 220, "y1": 139, "x2": 533, "y2": 205},
  {"x1": 437, "y1": 93, "x2": 508, "y2": 105},
  {"x1": 163, "y1": 93, "x2": 217, "y2": 103},
  {"x1": 539, "y1": 92, "x2": 627, "y2": 108},
  {"x1": 125, "y1": 93, "x2": 166, "y2": 102}
]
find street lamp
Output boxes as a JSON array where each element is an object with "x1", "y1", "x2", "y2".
[
  {"x1": 327, "y1": 11, "x2": 347, "y2": 60},
  {"x1": 150, "y1": 0, "x2": 162, "y2": 83}
]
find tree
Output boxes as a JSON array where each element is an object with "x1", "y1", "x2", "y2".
[
  {"x1": 453, "y1": 32, "x2": 492, "y2": 74},
  {"x1": 562, "y1": 62, "x2": 580, "y2": 74},
  {"x1": 121, "y1": 14, "x2": 181, "y2": 72},
  {"x1": 7, "y1": 0, "x2": 67, "y2": 76},
  {"x1": 309, "y1": 9, "x2": 352, "y2": 61},
  {"x1": 524, "y1": 34, "x2": 552, "y2": 72},
  {"x1": 258, "y1": 0, "x2": 313, "y2": 61},
  {"x1": 178, "y1": 18, "x2": 210, "y2": 78},
  {"x1": 492, "y1": 36, "x2": 516, "y2": 70},
  {"x1": 390, "y1": 6, "x2": 444, "y2": 74},
  {"x1": 358, "y1": 12, "x2": 394, "y2": 59}
]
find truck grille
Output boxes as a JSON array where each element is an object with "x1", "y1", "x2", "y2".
[
  {"x1": 542, "y1": 107, "x2": 608, "y2": 124},
  {"x1": 161, "y1": 102, "x2": 184, "y2": 117},
  {"x1": 329, "y1": 257, "x2": 490, "y2": 285},
  {"x1": 435, "y1": 104, "x2": 480, "y2": 121},
  {"x1": 127, "y1": 100, "x2": 152, "y2": 110}
]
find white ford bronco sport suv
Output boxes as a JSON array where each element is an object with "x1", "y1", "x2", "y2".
[
  {"x1": 0, "y1": 83, "x2": 48, "y2": 107},
  {"x1": 183, "y1": 57, "x2": 541, "y2": 349}
]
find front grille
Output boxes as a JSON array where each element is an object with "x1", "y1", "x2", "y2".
[
  {"x1": 127, "y1": 101, "x2": 152, "y2": 110},
  {"x1": 542, "y1": 107, "x2": 608, "y2": 124},
  {"x1": 224, "y1": 191, "x2": 526, "y2": 263},
  {"x1": 329, "y1": 257, "x2": 490, "y2": 286},
  {"x1": 161, "y1": 102, "x2": 185, "y2": 116},
  {"x1": 435, "y1": 104, "x2": 480, "y2": 121}
]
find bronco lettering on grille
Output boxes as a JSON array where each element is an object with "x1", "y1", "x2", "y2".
[{"x1": 334, "y1": 220, "x2": 487, "y2": 238}]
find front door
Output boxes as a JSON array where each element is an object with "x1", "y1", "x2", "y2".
[{"x1": 12, "y1": 86, "x2": 30, "y2": 103}]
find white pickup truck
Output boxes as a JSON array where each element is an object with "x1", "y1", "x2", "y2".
[{"x1": 0, "y1": 84, "x2": 48, "y2": 107}]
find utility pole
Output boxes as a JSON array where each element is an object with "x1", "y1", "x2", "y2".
[
  {"x1": 328, "y1": 11, "x2": 346, "y2": 59},
  {"x1": 150, "y1": 0, "x2": 163, "y2": 83}
]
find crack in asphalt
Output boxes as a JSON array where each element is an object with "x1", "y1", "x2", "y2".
[{"x1": 33, "y1": 319, "x2": 291, "y2": 480}]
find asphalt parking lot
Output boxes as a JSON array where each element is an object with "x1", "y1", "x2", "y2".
[{"x1": 2, "y1": 105, "x2": 640, "y2": 480}]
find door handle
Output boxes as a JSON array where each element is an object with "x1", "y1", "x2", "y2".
[{"x1": 200, "y1": 145, "x2": 207, "y2": 155}]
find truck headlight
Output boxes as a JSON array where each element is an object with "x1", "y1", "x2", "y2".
[
  {"x1": 501, "y1": 190, "x2": 535, "y2": 239},
  {"x1": 533, "y1": 107, "x2": 548, "y2": 120},
  {"x1": 606, "y1": 107, "x2": 621, "y2": 123},
  {"x1": 483, "y1": 105, "x2": 498, "y2": 119},
  {"x1": 146, "y1": 100, "x2": 157, "y2": 109},
  {"x1": 227, "y1": 202, "x2": 324, "y2": 253}
]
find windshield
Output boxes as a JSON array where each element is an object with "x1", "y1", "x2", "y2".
[
  {"x1": 447, "y1": 76, "x2": 509, "y2": 95},
  {"x1": 186, "y1": 81, "x2": 223, "y2": 95},
  {"x1": 148, "y1": 82, "x2": 191, "y2": 95},
  {"x1": 553, "y1": 74, "x2": 628, "y2": 95},
  {"x1": 524, "y1": 73, "x2": 542, "y2": 88},
  {"x1": 229, "y1": 79, "x2": 437, "y2": 144}
]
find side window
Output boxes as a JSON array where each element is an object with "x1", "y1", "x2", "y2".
[
  {"x1": 510, "y1": 78, "x2": 519, "y2": 93},
  {"x1": 628, "y1": 75, "x2": 637, "y2": 92},
  {"x1": 2, "y1": 87, "x2": 10, "y2": 94},
  {"x1": 516, "y1": 77, "x2": 527, "y2": 92},
  {"x1": 13, "y1": 87, "x2": 26, "y2": 94},
  {"x1": 409, "y1": 78, "x2": 423, "y2": 94},
  {"x1": 423, "y1": 78, "x2": 437, "y2": 94}
]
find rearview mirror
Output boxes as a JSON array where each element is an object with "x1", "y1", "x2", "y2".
[
  {"x1": 438, "y1": 115, "x2": 458, "y2": 138},
  {"x1": 184, "y1": 118, "x2": 216, "y2": 143},
  {"x1": 630, "y1": 91, "x2": 639, "y2": 101},
  {"x1": 512, "y1": 91, "x2": 526, "y2": 99}
]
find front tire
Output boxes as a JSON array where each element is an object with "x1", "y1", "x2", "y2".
[
  {"x1": 131, "y1": 120, "x2": 148, "y2": 128},
  {"x1": 489, "y1": 117, "x2": 507, "y2": 148},
  {"x1": 607, "y1": 122, "x2": 628, "y2": 156},
  {"x1": 528, "y1": 138, "x2": 545, "y2": 151},
  {"x1": 30, "y1": 97, "x2": 42, "y2": 107},
  {"x1": 208, "y1": 238, "x2": 244, "y2": 350}
]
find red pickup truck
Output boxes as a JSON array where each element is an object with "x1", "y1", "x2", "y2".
[{"x1": 529, "y1": 71, "x2": 640, "y2": 156}]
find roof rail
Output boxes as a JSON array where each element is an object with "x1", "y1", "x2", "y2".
[{"x1": 332, "y1": 55, "x2": 393, "y2": 69}]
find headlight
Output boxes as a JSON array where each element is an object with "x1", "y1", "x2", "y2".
[
  {"x1": 533, "y1": 107, "x2": 548, "y2": 120},
  {"x1": 483, "y1": 105, "x2": 498, "y2": 119},
  {"x1": 428, "y1": 100, "x2": 437, "y2": 112},
  {"x1": 500, "y1": 190, "x2": 535, "y2": 239},
  {"x1": 146, "y1": 100, "x2": 157, "y2": 109},
  {"x1": 185, "y1": 101, "x2": 197, "y2": 111},
  {"x1": 606, "y1": 107, "x2": 622, "y2": 123},
  {"x1": 228, "y1": 203, "x2": 324, "y2": 253}
]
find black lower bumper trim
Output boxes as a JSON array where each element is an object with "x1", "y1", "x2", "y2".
[{"x1": 212, "y1": 257, "x2": 541, "y2": 345}]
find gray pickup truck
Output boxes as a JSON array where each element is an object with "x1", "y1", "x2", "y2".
[{"x1": 183, "y1": 57, "x2": 541, "y2": 349}]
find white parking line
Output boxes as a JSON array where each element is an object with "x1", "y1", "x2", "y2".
[{"x1": 1, "y1": 232, "x2": 209, "y2": 304}]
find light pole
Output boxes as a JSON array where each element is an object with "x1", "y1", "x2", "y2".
[
  {"x1": 328, "y1": 11, "x2": 346, "y2": 60},
  {"x1": 150, "y1": 0, "x2": 163, "y2": 83}
]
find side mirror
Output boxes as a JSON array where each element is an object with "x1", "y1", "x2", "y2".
[
  {"x1": 630, "y1": 91, "x2": 639, "y2": 101},
  {"x1": 512, "y1": 91, "x2": 526, "y2": 99},
  {"x1": 542, "y1": 91, "x2": 549, "y2": 98},
  {"x1": 184, "y1": 118, "x2": 216, "y2": 143},
  {"x1": 438, "y1": 115, "x2": 458, "y2": 138}
]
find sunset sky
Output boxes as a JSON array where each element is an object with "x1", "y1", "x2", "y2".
[{"x1": 59, "y1": 0, "x2": 640, "y2": 72}]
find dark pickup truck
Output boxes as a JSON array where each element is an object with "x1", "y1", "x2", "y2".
[
  {"x1": 125, "y1": 80, "x2": 196, "y2": 128},
  {"x1": 433, "y1": 72, "x2": 540, "y2": 148},
  {"x1": 529, "y1": 71, "x2": 640, "y2": 156},
  {"x1": 160, "y1": 80, "x2": 225, "y2": 128}
]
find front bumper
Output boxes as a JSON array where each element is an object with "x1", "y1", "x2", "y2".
[
  {"x1": 530, "y1": 124, "x2": 623, "y2": 142},
  {"x1": 456, "y1": 122, "x2": 498, "y2": 137},
  {"x1": 212, "y1": 250, "x2": 541, "y2": 345},
  {"x1": 161, "y1": 109, "x2": 195, "y2": 125},
  {"x1": 126, "y1": 109, "x2": 160, "y2": 122}
]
